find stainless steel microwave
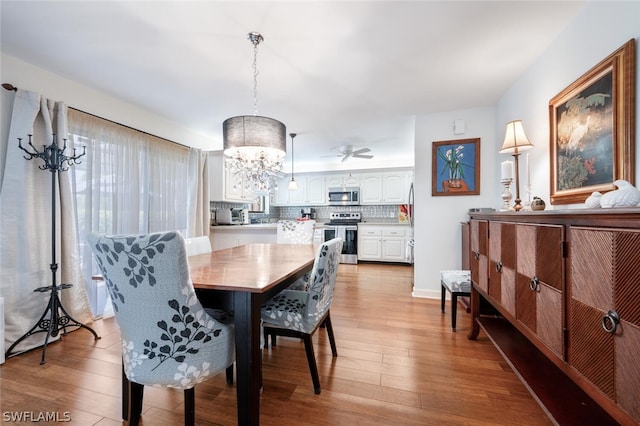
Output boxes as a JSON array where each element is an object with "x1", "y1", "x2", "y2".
[{"x1": 328, "y1": 187, "x2": 360, "y2": 206}]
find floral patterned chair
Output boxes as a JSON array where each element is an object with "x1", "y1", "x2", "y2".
[
  {"x1": 261, "y1": 237, "x2": 343, "y2": 394},
  {"x1": 276, "y1": 219, "x2": 316, "y2": 244},
  {"x1": 277, "y1": 219, "x2": 317, "y2": 290},
  {"x1": 86, "y1": 231, "x2": 234, "y2": 426}
]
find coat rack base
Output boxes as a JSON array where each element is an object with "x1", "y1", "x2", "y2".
[{"x1": 5, "y1": 278, "x2": 100, "y2": 364}]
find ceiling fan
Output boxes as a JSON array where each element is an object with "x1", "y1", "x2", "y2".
[{"x1": 323, "y1": 145, "x2": 374, "y2": 162}]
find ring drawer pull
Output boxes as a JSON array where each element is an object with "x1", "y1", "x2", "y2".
[
  {"x1": 474, "y1": 251, "x2": 480, "y2": 260},
  {"x1": 496, "y1": 261, "x2": 503, "y2": 272},
  {"x1": 602, "y1": 310, "x2": 620, "y2": 333},
  {"x1": 529, "y1": 276, "x2": 539, "y2": 292}
]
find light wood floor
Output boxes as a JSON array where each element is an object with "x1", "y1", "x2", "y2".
[{"x1": 0, "y1": 263, "x2": 552, "y2": 425}]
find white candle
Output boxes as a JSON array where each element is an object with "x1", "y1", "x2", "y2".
[
  {"x1": 501, "y1": 161, "x2": 513, "y2": 180},
  {"x1": 526, "y1": 153, "x2": 531, "y2": 188}
]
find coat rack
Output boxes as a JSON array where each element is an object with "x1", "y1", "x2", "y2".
[{"x1": 5, "y1": 134, "x2": 100, "y2": 364}]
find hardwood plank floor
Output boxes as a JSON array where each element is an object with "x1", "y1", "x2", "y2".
[{"x1": 0, "y1": 263, "x2": 552, "y2": 425}]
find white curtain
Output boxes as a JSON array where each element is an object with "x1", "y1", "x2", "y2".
[
  {"x1": 0, "y1": 90, "x2": 92, "y2": 354},
  {"x1": 66, "y1": 109, "x2": 209, "y2": 286}
]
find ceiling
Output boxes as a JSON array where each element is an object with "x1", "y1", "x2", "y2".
[{"x1": 0, "y1": 1, "x2": 584, "y2": 172}]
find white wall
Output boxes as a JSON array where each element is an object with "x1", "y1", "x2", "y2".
[
  {"x1": 413, "y1": 106, "x2": 496, "y2": 298},
  {"x1": 496, "y1": 2, "x2": 640, "y2": 209},
  {"x1": 412, "y1": 1, "x2": 640, "y2": 298}
]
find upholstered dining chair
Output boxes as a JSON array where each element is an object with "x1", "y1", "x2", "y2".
[
  {"x1": 276, "y1": 219, "x2": 316, "y2": 244},
  {"x1": 87, "y1": 231, "x2": 235, "y2": 426},
  {"x1": 277, "y1": 219, "x2": 317, "y2": 290},
  {"x1": 184, "y1": 235, "x2": 212, "y2": 256},
  {"x1": 261, "y1": 237, "x2": 343, "y2": 394}
]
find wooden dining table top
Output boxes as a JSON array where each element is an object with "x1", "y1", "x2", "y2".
[{"x1": 189, "y1": 243, "x2": 318, "y2": 293}]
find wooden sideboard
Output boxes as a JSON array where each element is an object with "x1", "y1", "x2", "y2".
[{"x1": 467, "y1": 209, "x2": 640, "y2": 426}]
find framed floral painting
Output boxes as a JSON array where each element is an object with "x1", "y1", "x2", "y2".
[
  {"x1": 549, "y1": 39, "x2": 635, "y2": 205},
  {"x1": 432, "y1": 138, "x2": 480, "y2": 196}
]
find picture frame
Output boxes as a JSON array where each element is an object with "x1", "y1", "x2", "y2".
[
  {"x1": 432, "y1": 138, "x2": 480, "y2": 196},
  {"x1": 549, "y1": 39, "x2": 635, "y2": 205}
]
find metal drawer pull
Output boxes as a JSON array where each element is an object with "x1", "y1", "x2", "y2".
[
  {"x1": 529, "y1": 276, "x2": 539, "y2": 292},
  {"x1": 602, "y1": 310, "x2": 620, "y2": 333},
  {"x1": 496, "y1": 261, "x2": 503, "y2": 272},
  {"x1": 474, "y1": 251, "x2": 480, "y2": 260}
]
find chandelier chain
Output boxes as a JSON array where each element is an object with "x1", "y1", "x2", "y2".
[{"x1": 250, "y1": 34, "x2": 262, "y2": 116}]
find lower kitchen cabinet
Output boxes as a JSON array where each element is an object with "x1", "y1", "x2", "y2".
[
  {"x1": 468, "y1": 210, "x2": 640, "y2": 426},
  {"x1": 357, "y1": 224, "x2": 411, "y2": 263}
]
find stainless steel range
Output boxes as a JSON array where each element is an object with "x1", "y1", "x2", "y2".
[{"x1": 324, "y1": 212, "x2": 360, "y2": 264}]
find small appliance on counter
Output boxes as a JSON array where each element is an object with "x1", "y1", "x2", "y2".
[
  {"x1": 301, "y1": 208, "x2": 316, "y2": 220},
  {"x1": 215, "y1": 208, "x2": 245, "y2": 225}
]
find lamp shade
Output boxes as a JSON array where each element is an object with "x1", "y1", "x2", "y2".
[
  {"x1": 223, "y1": 115, "x2": 286, "y2": 156},
  {"x1": 499, "y1": 120, "x2": 534, "y2": 154}
]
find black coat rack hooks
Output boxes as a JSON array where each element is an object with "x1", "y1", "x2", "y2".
[{"x1": 5, "y1": 134, "x2": 100, "y2": 364}]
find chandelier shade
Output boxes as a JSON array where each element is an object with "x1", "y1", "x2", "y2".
[
  {"x1": 222, "y1": 32, "x2": 287, "y2": 192},
  {"x1": 223, "y1": 115, "x2": 286, "y2": 156}
]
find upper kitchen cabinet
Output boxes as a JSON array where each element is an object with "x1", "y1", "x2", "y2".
[
  {"x1": 209, "y1": 151, "x2": 257, "y2": 203},
  {"x1": 326, "y1": 174, "x2": 360, "y2": 188},
  {"x1": 272, "y1": 174, "x2": 325, "y2": 206},
  {"x1": 360, "y1": 170, "x2": 413, "y2": 204}
]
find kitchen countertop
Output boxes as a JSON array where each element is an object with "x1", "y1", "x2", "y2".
[
  {"x1": 212, "y1": 223, "x2": 278, "y2": 230},
  {"x1": 358, "y1": 220, "x2": 411, "y2": 226},
  {"x1": 211, "y1": 221, "x2": 411, "y2": 230}
]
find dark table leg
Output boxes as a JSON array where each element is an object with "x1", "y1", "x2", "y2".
[
  {"x1": 233, "y1": 291, "x2": 262, "y2": 426},
  {"x1": 451, "y1": 293, "x2": 458, "y2": 331},
  {"x1": 441, "y1": 283, "x2": 446, "y2": 313}
]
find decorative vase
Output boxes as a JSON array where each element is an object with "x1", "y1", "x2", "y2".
[{"x1": 531, "y1": 197, "x2": 546, "y2": 211}]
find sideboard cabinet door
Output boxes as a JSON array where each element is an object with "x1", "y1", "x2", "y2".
[
  {"x1": 515, "y1": 223, "x2": 564, "y2": 360},
  {"x1": 569, "y1": 227, "x2": 640, "y2": 423},
  {"x1": 488, "y1": 221, "x2": 517, "y2": 317},
  {"x1": 470, "y1": 219, "x2": 488, "y2": 293}
]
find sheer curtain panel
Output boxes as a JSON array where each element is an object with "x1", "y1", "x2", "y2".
[{"x1": 67, "y1": 109, "x2": 209, "y2": 289}]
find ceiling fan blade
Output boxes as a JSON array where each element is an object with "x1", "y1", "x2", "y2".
[
  {"x1": 353, "y1": 154, "x2": 374, "y2": 159},
  {"x1": 341, "y1": 154, "x2": 350, "y2": 162},
  {"x1": 352, "y1": 147, "x2": 371, "y2": 155}
]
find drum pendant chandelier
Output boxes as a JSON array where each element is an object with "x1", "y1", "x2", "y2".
[{"x1": 223, "y1": 32, "x2": 286, "y2": 192}]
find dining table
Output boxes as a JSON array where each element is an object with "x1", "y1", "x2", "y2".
[{"x1": 188, "y1": 243, "x2": 318, "y2": 426}]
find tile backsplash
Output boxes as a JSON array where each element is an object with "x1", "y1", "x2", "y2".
[{"x1": 211, "y1": 201, "x2": 401, "y2": 223}]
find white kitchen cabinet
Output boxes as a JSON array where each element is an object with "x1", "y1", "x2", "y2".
[
  {"x1": 358, "y1": 227, "x2": 382, "y2": 260},
  {"x1": 360, "y1": 173, "x2": 383, "y2": 204},
  {"x1": 358, "y1": 224, "x2": 410, "y2": 263},
  {"x1": 326, "y1": 174, "x2": 360, "y2": 188},
  {"x1": 360, "y1": 171, "x2": 411, "y2": 204},
  {"x1": 272, "y1": 174, "x2": 325, "y2": 206},
  {"x1": 209, "y1": 151, "x2": 256, "y2": 203},
  {"x1": 381, "y1": 172, "x2": 407, "y2": 204},
  {"x1": 381, "y1": 227, "x2": 407, "y2": 262}
]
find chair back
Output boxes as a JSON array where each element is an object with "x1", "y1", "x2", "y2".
[
  {"x1": 277, "y1": 220, "x2": 316, "y2": 244},
  {"x1": 185, "y1": 235, "x2": 212, "y2": 256},
  {"x1": 86, "y1": 231, "x2": 234, "y2": 388},
  {"x1": 305, "y1": 237, "x2": 343, "y2": 322}
]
